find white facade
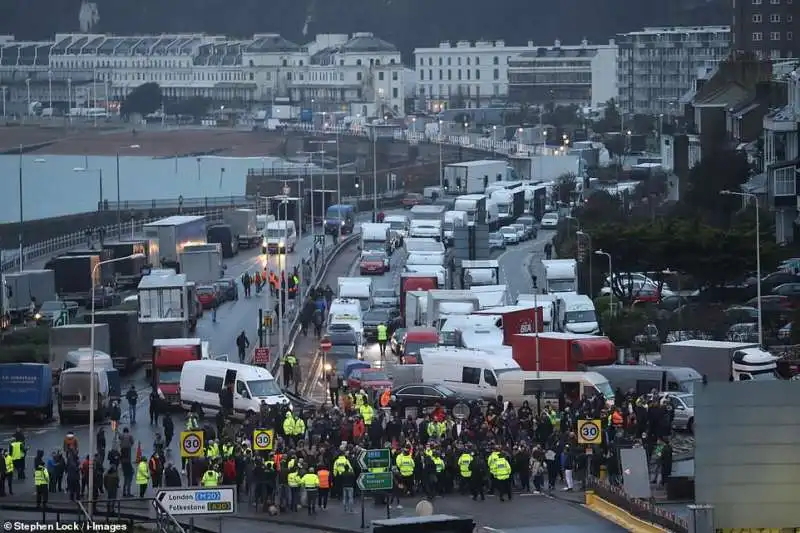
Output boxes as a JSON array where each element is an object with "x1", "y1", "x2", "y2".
[
  {"x1": 616, "y1": 26, "x2": 730, "y2": 116},
  {"x1": 506, "y1": 39, "x2": 617, "y2": 108},
  {"x1": 0, "y1": 31, "x2": 410, "y2": 117},
  {"x1": 413, "y1": 39, "x2": 536, "y2": 110}
]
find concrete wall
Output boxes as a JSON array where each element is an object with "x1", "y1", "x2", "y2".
[{"x1": 695, "y1": 380, "x2": 800, "y2": 529}]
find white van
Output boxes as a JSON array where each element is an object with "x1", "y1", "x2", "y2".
[
  {"x1": 328, "y1": 298, "x2": 364, "y2": 343},
  {"x1": 64, "y1": 348, "x2": 114, "y2": 371},
  {"x1": 256, "y1": 214, "x2": 276, "y2": 232},
  {"x1": 443, "y1": 211, "x2": 468, "y2": 244},
  {"x1": 554, "y1": 293, "x2": 599, "y2": 334},
  {"x1": 179, "y1": 360, "x2": 289, "y2": 419},
  {"x1": 516, "y1": 294, "x2": 556, "y2": 331},
  {"x1": 496, "y1": 371, "x2": 614, "y2": 409},
  {"x1": 419, "y1": 347, "x2": 520, "y2": 399},
  {"x1": 58, "y1": 368, "x2": 111, "y2": 421},
  {"x1": 384, "y1": 215, "x2": 410, "y2": 240},
  {"x1": 337, "y1": 278, "x2": 373, "y2": 311},
  {"x1": 263, "y1": 220, "x2": 297, "y2": 254}
]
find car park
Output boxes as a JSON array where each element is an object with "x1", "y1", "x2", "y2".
[
  {"x1": 540, "y1": 212, "x2": 559, "y2": 228},
  {"x1": 499, "y1": 226, "x2": 519, "y2": 244},
  {"x1": 488, "y1": 232, "x2": 506, "y2": 251},
  {"x1": 214, "y1": 277, "x2": 238, "y2": 302}
]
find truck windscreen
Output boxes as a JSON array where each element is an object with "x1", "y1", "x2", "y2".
[
  {"x1": 548, "y1": 279, "x2": 576, "y2": 292},
  {"x1": 157, "y1": 370, "x2": 181, "y2": 384},
  {"x1": 565, "y1": 310, "x2": 596, "y2": 323}
]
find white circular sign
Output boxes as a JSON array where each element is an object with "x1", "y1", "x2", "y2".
[
  {"x1": 580, "y1": 421, "x2": 600, "y2": 442},
  {"x1": 255, "y1": 431, "x2": 272, "y2": 449},
  {"x1": 415, "y1": 499, "x2": 434, "y2": 516},
  {"x1": 182, "y1": 433, "x2": 202, "y2": 456}
]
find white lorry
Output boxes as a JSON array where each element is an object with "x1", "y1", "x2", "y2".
[
  {"x1": 443, "y1": 210, "x2": 468, "y2": 244},
  {"x1": 360, "y1": 222, "x2": 391, "y2": 253},
  {"x1": 178, "y1": 246, "x2": 224, "y2": 284},
  {"x1": 426, "y1": 290, "x2": 481, "y2": 328},
  {"x1": 409, "y1": 219, "x2": 443, "y2": 241},
  {"x1": 444, "y1": 160, "x2": 509, "y2": 194},
  {"x1": 541, "y1": 259, "x2": 577, "y2": 294},
  {"x1": 405, "y1": 238, "x2": 446, "y2": 255},
  {"x1": 2, "y1": 270, "x2": 57, "y2": 320},
  {"x1": 143, "y1": 215, "x2": 207, "y2": 269},
  {"x1": 337, "y1": 277, "x2": 374, "y2": 311},
  {"x1": 460, "y1": 260, "x2": 500, "y2": 288},
  {"x1": 660, "y1": 340, "x2": 778, "y2": 382},
  {"x1": 404, "y1": 290, "x2": 428, "y2": 327},
  {"x1": 453, "y1": 194, "x2": 486, "y2": 224},
  {"x1": 224, "y1": 208, "x2": 261, "y2": 249}
]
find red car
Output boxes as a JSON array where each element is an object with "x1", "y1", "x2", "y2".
[
  {"x1": 359, "y1": 253, "x2": 387, "y2": 275},
  {"x1": 402, "y1": 193, "x2": 424, "y2": 209},
  {"x1": 347, "y1": 368, "x2": 393, "y2": 391},
  {"x1": 197, "y1": 285, "x2": 218, "y2": 309}
]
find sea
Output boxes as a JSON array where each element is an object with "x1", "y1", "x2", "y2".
[{"x1": 0, "y1": 154, "x2": 313, "y2": 224}]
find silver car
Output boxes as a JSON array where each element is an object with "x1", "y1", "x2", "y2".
[
  {"x1": 662, "y1": 392, "x2": 694, "y2": 433},
  {"x1": 540, "y1": 212, "x2": 560, "y2": 228},
  {"x1": 499, "y1": 226, "x2": 519, "y2": 244},
  {"x1": 510, "y1": 223, "x2": 527, "y2": 241}
]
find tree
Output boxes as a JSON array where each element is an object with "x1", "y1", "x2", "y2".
[
  {"x1": 121, "y1": 82, "x2": 162, "y2": 117},
  {"x1": 594, "y1": 99, "x2": 621, "y2": 133},
  {"x1": 602, "y1": 308, "x2": 650, "y2": 349},
  {"x1": 684, "y1": 150, "x2": 751, "y2": 222},
  {"x1": 554, "y1": 173, "x2": 577, "y2": 204},
  {"x1": 165, "y1": 96, "x2": 211, "y2": 118}
]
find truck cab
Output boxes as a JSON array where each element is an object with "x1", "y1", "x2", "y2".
[
  {"x1": 542, "y1": 259, "x2": 577, "y2": 294},
  {"x1": 460, "y1": 260, "x2": 500, "y2": 288},
  {"x1": 325, "y1": 204, "x2": 355, "y2": 235},
  {"x1": 152, "y1": 338, "x2": 209, "y2": 408}
]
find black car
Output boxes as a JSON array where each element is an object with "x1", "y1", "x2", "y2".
[
  {"x1": 327, "y1": 326, "x2": 362, "y2": 357},
  {"x1": 363, "y1": 309, "x2": 394, "y2": 342},
  {"x1": 391, "y1": 383, "x2": 465, "y2": 413},
  {"x1": 326, "y1": 343, "x2": 359, "y2": 361},
  {"x1": 214, "y1": 277, "x2": 239, "y2": 302}
]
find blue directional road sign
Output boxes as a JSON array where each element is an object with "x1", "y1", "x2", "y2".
[{"x1": 154, "y1": 487, "x2": 236, "y2": 516}]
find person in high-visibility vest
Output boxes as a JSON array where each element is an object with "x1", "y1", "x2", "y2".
[
  {"x1": 34, "y1": 463, "x2": 49, "y2": 508},
  {"x1": 395, "y1": 449, "x2": 415, "y2": 495},
  {"x1": 201, "y1": 467, "x2": 220, "y2": 487},
  {"x1": 376, "y1": 323, "x2": 388, "y2": 358},
  {"x1": 317, "y1": 466, "x2": 331, "y2": 510},
  {"x1": 358, "y1": 403, "x2": 374, "y2": 426},
  {"x1": 457, "y1": 450, "x2": 473, "y2": 495},
  {"x1": 332, "y1": 454, "x2": 352, "y2": 500},
  {"x1": 287, "y1": 467, "x2": 301, "y2": 512},
  {"x1": 135, "y1": 458, "x2": 150, "y2": 498},
  {"x1": 3, "y1": 450, "x2": 14, "y2": 495},
  {"x1": 301, "y1": 467, "x2": 320, "y2": 515},
  {"x1": 492, "y1": 454, "x2": 512, "y2": 502},
  {"x1": 9, "y1": 437, "x2": 24, "y2": 481}
]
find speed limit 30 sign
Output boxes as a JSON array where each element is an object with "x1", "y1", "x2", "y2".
[
  {"x1": 180, "y1": 430, "x2": 204, "y2": 458},
  {"x1": 253, "y1": 429, "x2": 275, "y2": 451},
  {"x1": 577, "y1": 419, "x2": 603, "y2": 445}
]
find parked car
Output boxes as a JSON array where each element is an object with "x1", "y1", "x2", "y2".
[
  {"x1": 214, "y1": 278, "x2": 239, "y2": 302},
  {"x1": 724, "y1": 305, "x2": 759, "y2": 324},
  {"x1": 540, "y1": 212, "x2": 559, "y2": 228},
  {"x1": 499, "y1": 226, "x2": 519, "y2": 245},
  {"x1": 745, "y1": 295, "x2": 793, "y2": 313},
  {"x1": 197, "y1": 285, "x2": 218, "y2": 309},
  {"x1": 772, "y1": 282, "x2": 800, "y2": 297},
  {"x1": 488, "y1": 232, "x2": 506, "y2": 252},
  {"x1": 516, "y1": 216, "x2": 538, "y2": 238},
  {"x1": 660, "y1": 392, "x2": 694, "y2": 433}
]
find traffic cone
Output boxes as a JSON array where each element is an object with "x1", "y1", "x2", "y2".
[{"x1": 135, "y1": 441, "x2": 142, "y2": 463}]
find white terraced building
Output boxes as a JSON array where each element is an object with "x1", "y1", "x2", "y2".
[{"x1": 0, "y1": 31, "x2": 414, "y2": 117}]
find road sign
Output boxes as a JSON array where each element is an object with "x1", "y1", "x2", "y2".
[
  {"x1": 452, "y1": 402, "x2": 470, "y2": 420},
  {"x1": 180, "y1": 430, "x2": 204, "y2": 458},
  {"x1": 253, "y1": 347, "x2": 270, "y2": 365},
  {"x1": 356, "y1": 471, "x2": 393, "y2": 492},
  {"x1": 320, "y1": 339, "x2": 332, "y2": 352},
  {"x1": 155, "y1": 487, "x2": 236, "y2": 516},
  {"x1": 357, "y1": 448, "x2": 392, "y2": 470},
  {"x1": 577, "y1": 419, "x2": 602, "y2": 445},
  {"x1": 252, "y1": 428, "x2": 275, "y2": 451}
]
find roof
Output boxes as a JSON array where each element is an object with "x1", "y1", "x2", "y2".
[
  {"x1": 145, "y1": 215, "x2": 205, "y2": 226},
  {"x1": 693, "y1": 82, "x2": 749, "y2": 108},
  {"x1": 342, "y1": 33, "x2": 397, "y2": 52},
  {"x1": 246, "y1": 35, "x2": 299, "y2": 53}
]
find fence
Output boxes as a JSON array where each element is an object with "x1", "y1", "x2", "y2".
[{"x1": 587, "y1": 476, "x2": 689, "y2": 533}]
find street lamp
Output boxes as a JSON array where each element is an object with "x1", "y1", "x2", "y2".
[
  {"x1": 438, "y1": 120, "x2": 444, "y2": 190},
  {"x1": 722, "y1": 189, "x2": 762, "y2": 346},
  {"x1": 17, "y1": 153, "x2": 46, "y2": 270},
  {"x1": 88, "y1": 253, "x2": 145, "y2": 517},
  {"x1": 595, "y1": 250, "x2": 613, "y2": 315}
]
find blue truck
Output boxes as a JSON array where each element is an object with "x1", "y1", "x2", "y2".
[{"x1": 0, "y1": 363, "x2": 54, "y2": 421}]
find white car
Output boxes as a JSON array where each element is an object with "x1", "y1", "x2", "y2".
[
  {"x1": 540, "y1": 212, "x2": 560, "y2": 228},
  {"x1": 600, "y1": 280, "x2": 675, "y2": 298},
  {"x1": 606, "y1": 273, "x2": 672, "y2": 291},
  {"x1": 510, "y1": 223, "x2": 527, "y2": 241},
  {"x1": 661, "y1": 392, "x2": 694, "y2": 433},
  {"x1": 499, "y1": 226, "x2": 519, "y2": 244}
]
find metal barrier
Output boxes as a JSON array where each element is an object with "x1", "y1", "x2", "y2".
[{"x1": 586, "y1": 476, "x2": 689, "y2": 533}]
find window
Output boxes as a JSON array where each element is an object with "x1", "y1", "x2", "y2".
[
  {"x1": 771, "y1": 31, "x2": 781, "y2": 40},
  {"x1": 770, "y1": 13, "x2": 781, "y2": 22},
  {"x1": 428, "y1": 69, "x2": 432, "y2": 79},
  {"x1": 475, "y1": 57, "x2": 480, "y2": 65},
  {"x1": 466, "y1": 57, "x2": 471, "y2": 65},
  {"x1": 378, "y1": 71, "x2": 384, "y2": 80},
  {"x1": 402, "y1": 386, "x2": 424, "y2": 396},
  {"x1": 493, "y1": 68, "x2": 499, "y2": 80},
  {"x1": 447, "y1": 57, "x2": 452, "y2": 66},
  {"x1": 774, "y1": 166, "x2": 795, "y2": 195},
  {"x1": 483, "y1": 369, "x2": 497, "y2": 387},
  {"x1": 392, "y1": 71, "x2": 398, "y2": 81},
  {"x1": 493, "y1": 56, "x2": 499, "y2": 65},
  {"x1": 771, "y1": 0, "x2": 780, "y2": 3},
  {"x1": 428, "y1": 57, "x2": 432, "y2": 66},
  {"x1": 448, "y1": 69, "x2": 452, "y2": 80},
  {"x1": 457, "y1": 57, "x2": 461, "y2": 65},
  {"x1": 789, "y1": 14, "x2": 794, "y2": 21},
  {"x1": 438, "y1": 69, "x2": 443, "y2": 80},
  {"x1": 236, "y1": 381, "x2": 249, "y2": 398},
  {"x1": 458, "y1": 70, "x2": 462, "y2": 80},
  {"x1": 356, "y1": 72, "x2": 362, "y2": 81},
  {"x1": 789, "y1": 31, "x2": 794, "y2": 39},
  {"x1": 203, "y1": 375, "x2": 223, "y2": 394},
  {"x1": 753, "y1": 0, "x2": 762, "y2": 3},
  {"x1": 462, "y1": 367, "x2": 480, "y2": 385},
  {"x1": 475, "y1": 69, "x2": 481, "y2": 80},
  {"x1": 753, "y1": 13, "x2": 763, "y2": 22},
  {"x1": 753, "y1": 31, "x2": 763, "y2": 41},
  {"x1": 438, "y1": 57, "x2": 442, "y2": 66},
  {"x1": 419, "y1": 70, "x2": 424, "y2": 81},
  {"x1": 419, "y1": 57, "x2": 423, "y2": 66},
  {"x1": 392, "y1": 87, "x2": 398, "y2": 98},
  {"x1": 356, "y1": 59, "x2": 362, "y2": 66}
]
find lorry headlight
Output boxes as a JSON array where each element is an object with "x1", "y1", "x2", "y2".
[
  {"x1": 324, "y1": 363, "x2": 332, "y2": 372},
  {"x1": 34, "y1": 313, "x2": 42, "y2": 320}
]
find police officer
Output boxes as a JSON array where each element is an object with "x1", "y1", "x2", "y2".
[
  {"x1": 301, "y1": 467, "x2": 320, "y2": 515},
  {"x1": 492, "y1": 453, "x2": 512, "y2": 502},
  {"x1": 376, "y1": 322, "x2": 388, "y2": 358},
  {"x1": 34, "y1": 463, "x2": 49, "y2": 508},
  {"x1": 457, "y1": 448, "x2": 473, "y2": 495},
  {"x1": 3, "y1": 450, "x2": 13, "y2": 495},
  {"x1": 395, "y1": 448, "x2": 415, "y2": 496},
  {"x1": 9, "y1": 436, "x2": 24, "y2": 480},
  {"x1": 136, "y1": 457, "x2": 150, "y2": 497},
  {"x1": 201, "y1": 466, "x2": 220, "y2": 487}
]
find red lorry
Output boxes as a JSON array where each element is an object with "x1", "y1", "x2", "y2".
[
  {"x1": 152, "y1": 338, "x2": 208, "y2": 408},
  {"x1": 511, "y1": 332, "x2": 615, "y2": 372},
  {"x1": 399, "y1": 273, "x2": 438, "y2": 327},
  {"x1": 473, "y1": 305, "x2": 544, "y2": 346}
]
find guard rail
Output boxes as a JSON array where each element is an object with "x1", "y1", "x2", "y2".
[
  {"x1": 284, "y1": 123, "x2": 543, "y2": 157},
  {"x1": 0, "y1": 206, "x2": 233, "y2": 274}
]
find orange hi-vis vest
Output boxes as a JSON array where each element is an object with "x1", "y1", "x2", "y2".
[{"x1": 318, "y1": 469, "x2": 330, "y2": 489}]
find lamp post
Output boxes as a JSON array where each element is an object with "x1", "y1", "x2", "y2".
[
  {"x1": 438, "y1": 119, "x2": 444, "y2": 189},
  {"x1": 595, "y1": 250, "x2": 613, "y2": 315},
  {"x1": 275, "y1": 184, "x2": 296, "y2": 356},
  {"x1": 577, "y1": 229, "x2": 592, "y2": 297},
  {"x1": 722, "y1": 189, "x2": 762, "y2": 346},
  {"x1": 88, "y1": 253, "x2": 145, "y2": 517},
  {"x1": 116, "y1": 145, "x2": 140, "y2": 238},
  {"x1": 17, "y1": 152, "x2": 46, "y2": 270}
]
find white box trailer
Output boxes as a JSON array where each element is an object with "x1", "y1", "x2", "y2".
[
  {"x1": 178, "y1": 247, "x2": 224, "y2": 284},
  {"x1": 143, "y1": 215, "x2": 207, "y2": 268},
  {"x1": 2, "y1": 269, "x2": 57, "y2": 314},
  {"x1": 444, "y1": 160, "x2": 509, "y2": 194},
  {"x1": 224, "y1": 209, "x2": 261, "y2": 248},
  {"x1": 426, "y1": 290, "x2": 480, "y2": 327}
]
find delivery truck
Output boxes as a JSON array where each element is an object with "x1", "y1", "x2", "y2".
[
  {"x1": 143, "y1": 215, "x2": 207, "y2": 269},
  {"x1": 83, "y1": 310, "x2": 139, "y2": 371},
  {"x1": 0, "y1": 363, "x2": 54, "y2": 421},
  {"x1": 178, "y1": 247, "x2": 224, "y2": 284},
  {"x1": 400, "y1": 273, "x2": 438, "y2": 327},
  {"x1": 152, "y1": 338, "x2": 208, "y2": 408},
  {"x1": 444, "y1": 160, "x2": 509, "y2": 194},
  {"x1": 511, "y1": 332, "x2": 616, "y2": 372},
  {"x1": 2, "y1": 270, "x2": 56, "y2": 320},
  {"x1": 101, "y1": 240, "x2": 149, "y2": 289},
  {"x1": 44, "y1": 255, "x2": 101, "y2": 305},
  {"x1": 659, "y1": 340, "x2": 779, "y2": 382},
  {"x1": 224, "y1": 208, "x2": 261, "y2": 249}
]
